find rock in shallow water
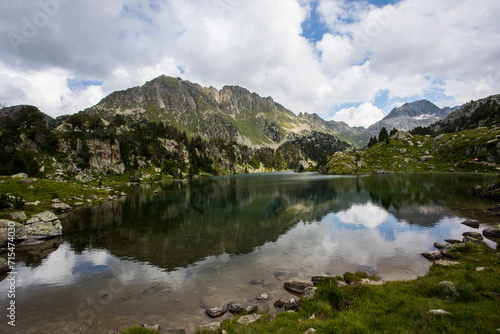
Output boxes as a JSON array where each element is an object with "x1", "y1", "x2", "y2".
[
  {"x1": 206, "y1": 306, "x2": 227, "y2": 318},
  {"x1": 461, "y1": 219, "x2": 480, "y2": 228},
  {"x1": 284, "y1": 281, "x2": 314, "y2": 294},
  {"x1": 462, "y1": 231, "x2": 483, "y2": 240},
  {"x1": 483, "y1": 225, "x2": 500, "y2": 238},
  {"x1": 421, "y1": 250, "x2": 443, "y2": 260}
]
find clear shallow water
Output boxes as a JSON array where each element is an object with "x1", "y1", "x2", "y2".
[{"x1": 0, "y1": 172, "x2": 498, "y2": 333}]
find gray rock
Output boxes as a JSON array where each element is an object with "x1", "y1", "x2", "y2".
[
  {"x1": 51, "y1": 202, "x2": 72, "y2": 212},
  {"x1": 206, "y1": 306, "x2": 227, "y2": 318},
  {"x1": 433, "y1": 260, "x2": 460, "y2": 266},
  {"x1": 463, "y1": 236, "x2": 483, "y2": 245},
  {"x1": 17, "y1": 211, "x2": 62, "y2": 240},
  {"x1": 438, "y1": 281, "x2": 459, "y2": 300},
  {"x1": 462, "y1": 231, "x2": 483, "y2": 240},
  {"x1": 428, "y1": 309, "x2": 451, "y2": 315},
  {"x1": 483, "y1": 225, "x2": 500, "y2": 238},
  {"x1": 256, "y1": 293, "x2": 269, "y2": 300},
  {"x1": 142, "y1": 324, "x2": 160, "y2": 331},
  {"x1": 203, "y1": 322, "x2": 220, "y2": 331},
  {"x1": 434, "y1": 242, "x2": 448, "y2": 249},
  {"x1": 227, "y1": 302, "x2": 244, "y2": 314},
  {"x1": 461, "y1": 219, "x2": 480, "y2": 228},
  {"x1": 8, "y1": 211, "x2": 27, "y2": 222},
  {"x1": 237, "y1": 314, "x2": 262, "y2": 325},
  {"x1": 284, "y1": 281, "x2": 314, "y2": 294},
  {"x1": 445, "y1": 239, "x2": 463, "y2": 244},
  {"x1": 488, "y1": 204, "x2": 500, "y2": 211},
  {"x1": 26, "y1": 211, "x2": 58, "y2": 224},
  {"x1": 420, "y1": 155, "x2": 435, "y2": 162},
  {"x1": 302, "y1": 286, "x2": 318, "y2": 299},
  {"x1": 19, "y1": 178, "x2": 37, "y2": 184},
  {"x1": 421, "y1": 250, "x2": 443, "y2": 260},
  {"x1": 11, "y1": 173, "x2": 27, "y2": 178},
  {"x1": 305, "y1": 329, "x2": 318, "y2": 334}
]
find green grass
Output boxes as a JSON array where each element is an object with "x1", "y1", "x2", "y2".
[
  {"x1": 0, "y1": 176, "x2": 119, "y2": 220},
  {"x1": 323, "y1": 127, "x2": 500, "y2": 175},
  {"x1": 197, "y1": 243, "x2": 500, "y2": 333}
]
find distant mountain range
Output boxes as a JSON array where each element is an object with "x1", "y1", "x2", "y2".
[{"x1": 367, "y1": 100, "x2": 460, "y2": 134}]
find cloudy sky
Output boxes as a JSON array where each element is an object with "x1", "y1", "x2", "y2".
[{"x1": 0, "y1": 0, "x2": 499, "y2": 128}]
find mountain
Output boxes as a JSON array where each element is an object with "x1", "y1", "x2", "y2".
[
  {"x1": 367, "y1": 100, "x2": 458, "y2": 134},
  {"x1": 419, "y1": 95, "x2": 500, "y2": 134},
  {"x1": 86, "y1": 75, "x2": 301, "y2": 147},
  {"x1": 85, "y1": 75, "x2": 368, "y2": 148}
]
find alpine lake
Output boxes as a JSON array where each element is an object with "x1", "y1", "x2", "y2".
[{"x1": 0, "y1": 171, "x2": 498, "y2": 333}]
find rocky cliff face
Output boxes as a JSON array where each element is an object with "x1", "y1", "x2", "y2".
[{"x1": 87, "y1": 138, "x2": 125, "y2": 174}]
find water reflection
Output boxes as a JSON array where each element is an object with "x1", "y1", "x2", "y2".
[{"x1": 60, "y1": 172, "x2": 492, "y2": 271}]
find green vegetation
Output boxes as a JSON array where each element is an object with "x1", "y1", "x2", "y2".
[
  {"x1": 191, "y1": 243, "x2": 499, "y2": 334},
  {"x1": 322, "y1": 126, "x2": 500, "y2": 175},
  {"x1": 0, "y1": 176, "x2": 118, "y2": 220}
]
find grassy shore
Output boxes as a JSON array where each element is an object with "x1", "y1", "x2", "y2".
[{"x1": 118, "y1": 242, "x2": 499, "y2": 334}]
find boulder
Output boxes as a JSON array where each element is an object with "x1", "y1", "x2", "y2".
[
  {"x1": 17, "y1": 211, "x2": 63, "y2": 240},
  {"x1": 206, "y1": 306, "x2": 227, "y2": 318},
  {"x1": 420, "y1": 156, "x2": 435, "y2": 162},
  {"x1": 434, "y1": 242, "x2": 448, "y2": 249},
  {"x1": 237, "y1": 314, "x2": 262, "y2": 325},
  {"x1": 51, "y1": 202, "x2": 72, "y2": 212},
  {"x1": 462, "y1": 231, "x2": 483, "y2": 240},
  {"x1": 421, "y1": 250, "x2": 443, "y2": 260},
  {"x1": 11, "y1": 173, "x2": 28, "y2": 178},
  {"x1": 227, "y1": 302, "x2": 244, "y2": 314},
  {"x1": 8, "y1": 211, "x2": 28, "y2": 222},
  {"x1": 302, "y1": 286, "x2": 318, "y2": 299},
  {"x1": 483, "y1": 225, "x2": 500, "y2": 238},
  {"x1": 284, "y1": 281, "x2": 314, "y2": 294},
  {"x1": 445, "y1": 239, "x2": 463, "y2": 244},
  {"x1": 438, "y1": 281, "x2": 459, "y2": 300},
  {"x1": 294, "y1": 160, "x2": 310, "y2": 172},
  {"x1": 461, "y1": 219, "x2": 480, "y2": 228}
]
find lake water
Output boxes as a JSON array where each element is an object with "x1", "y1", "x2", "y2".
[{"x1": 0, "y1": 172, "x2": 498, "y2": 333}]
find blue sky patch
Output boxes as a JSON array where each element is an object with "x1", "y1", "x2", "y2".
[
  {"x1": 301, "y1": 1, "x2": 329, "y2": 43},
  {"x1": 67, "y1": 79, "x2": 103, "y2": 91}
]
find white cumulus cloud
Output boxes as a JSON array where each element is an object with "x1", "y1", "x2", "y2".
[{"x1": 331, "y1": 102, "x2": 385, "y2": 128}]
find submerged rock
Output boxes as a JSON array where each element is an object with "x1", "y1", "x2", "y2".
[{"x1": 284, "y1": 281, "x2": 314, "y2": 294}]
